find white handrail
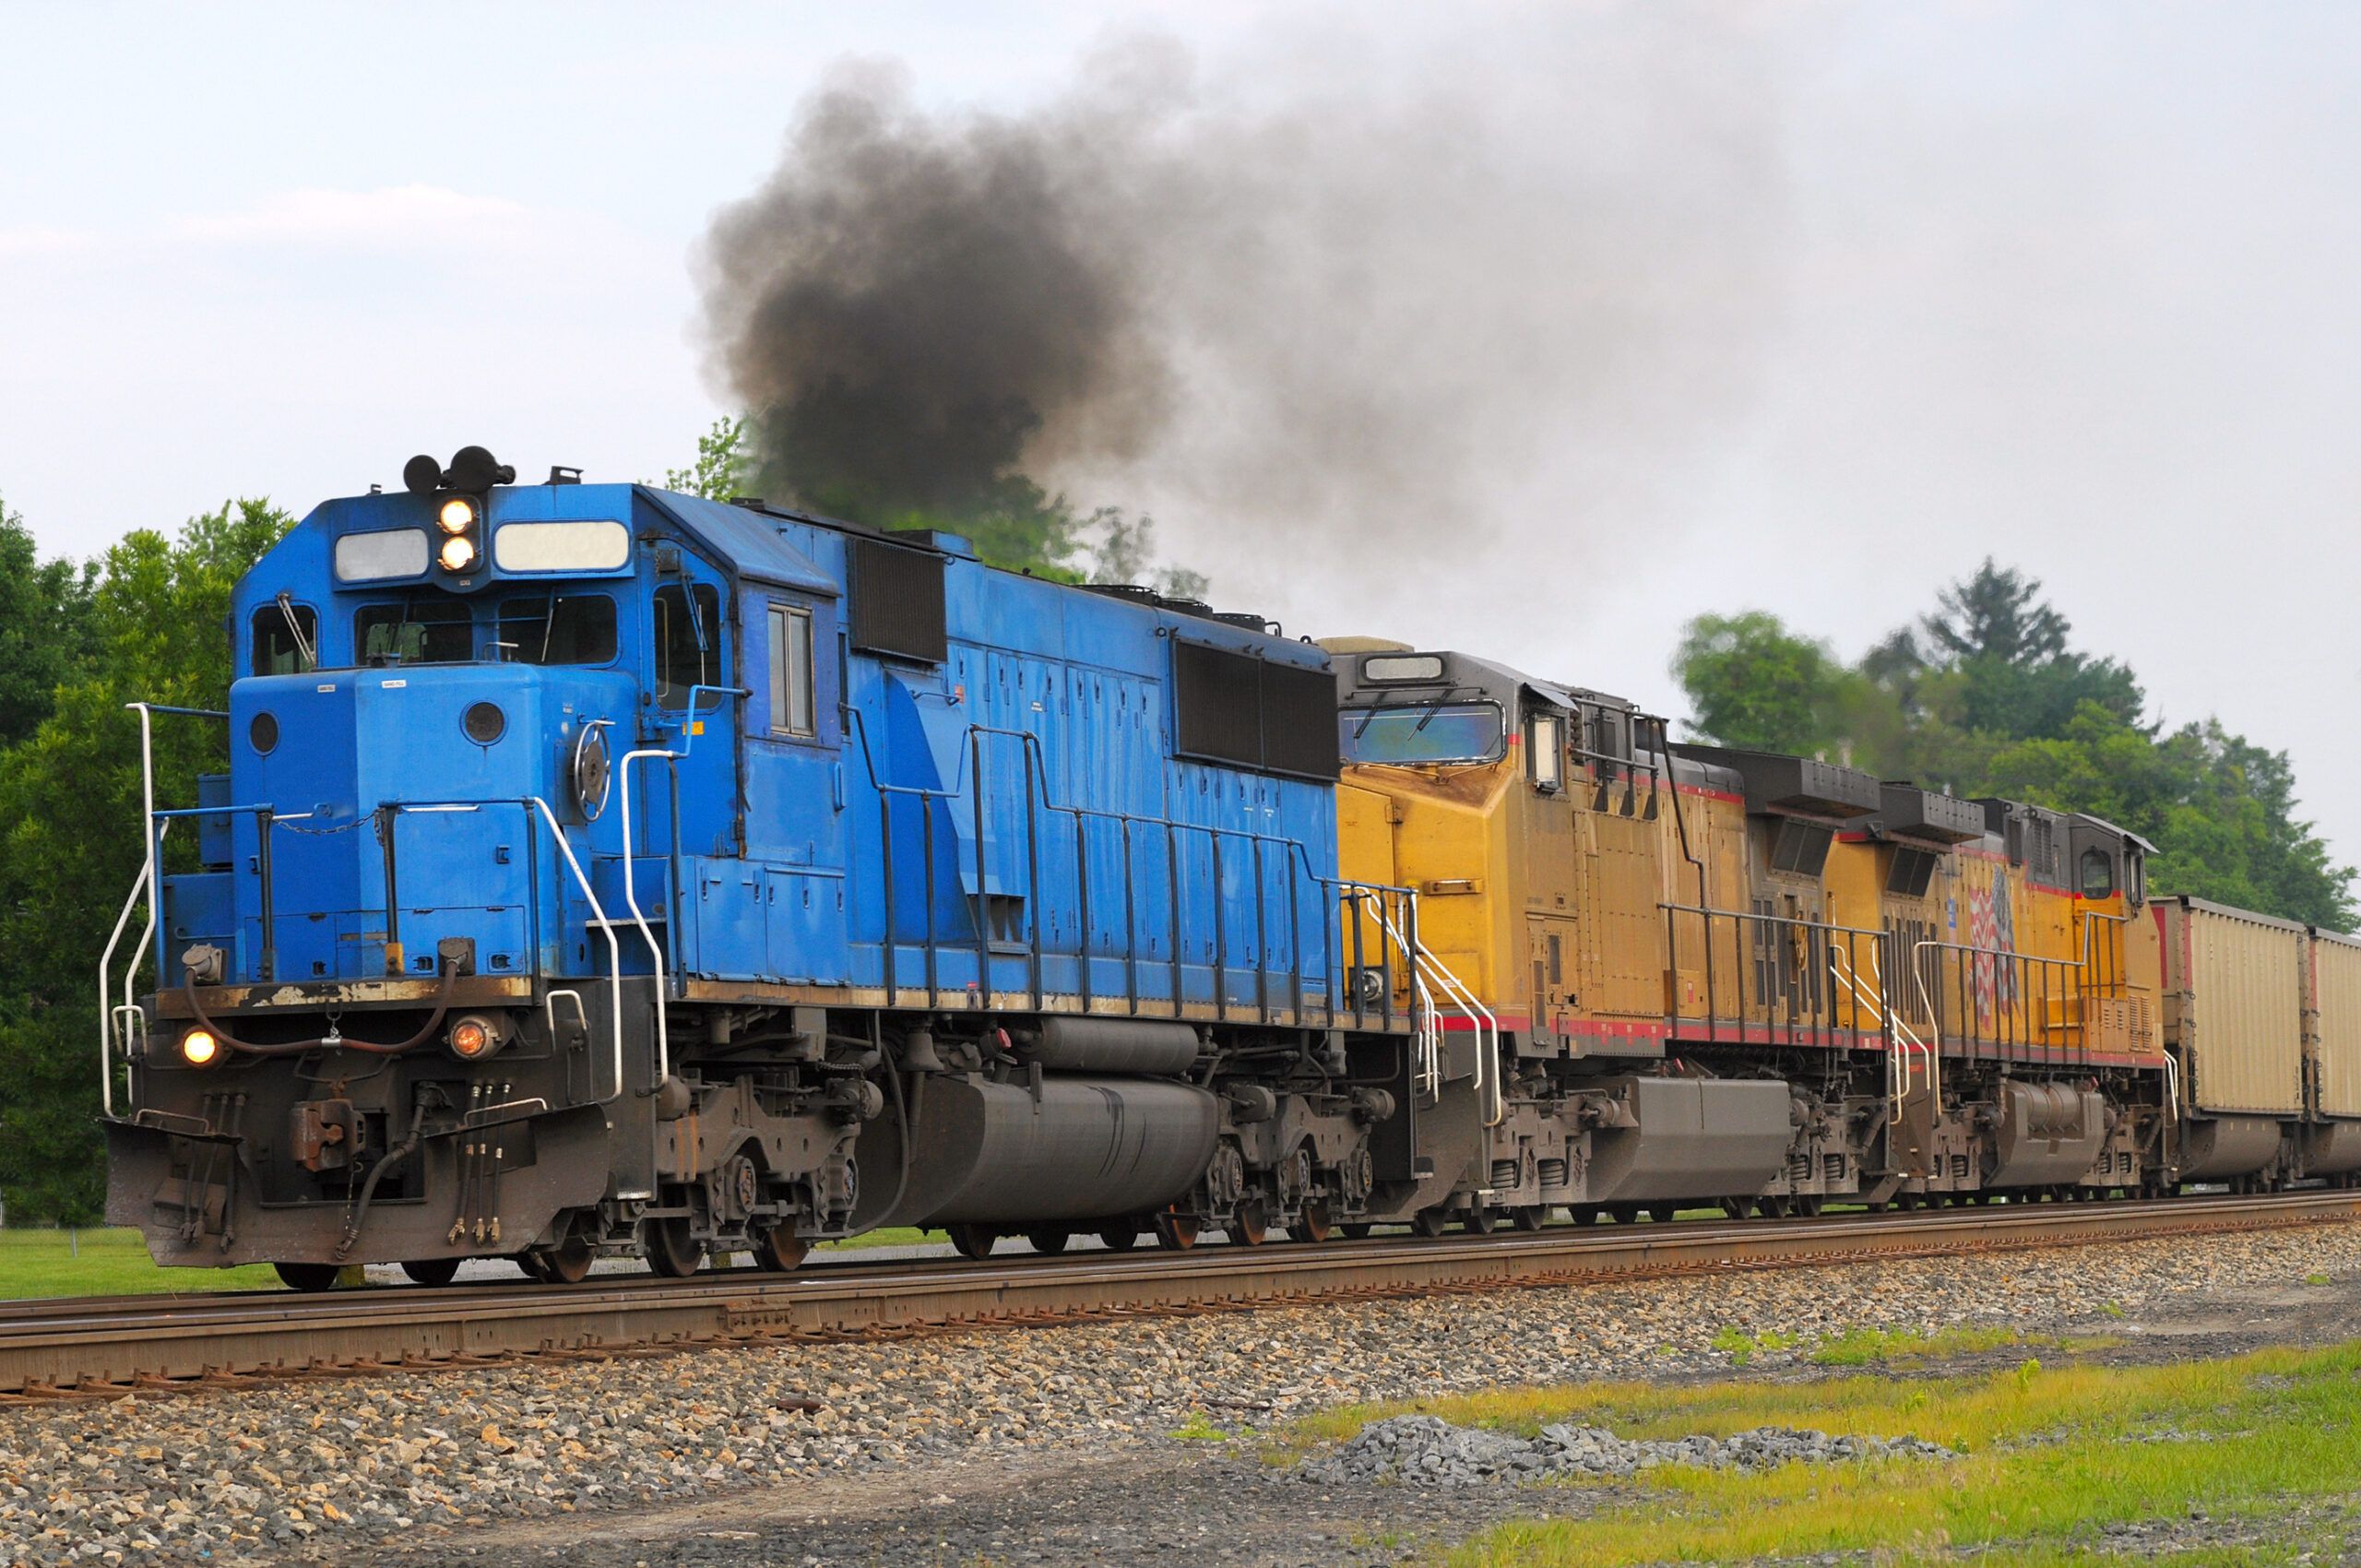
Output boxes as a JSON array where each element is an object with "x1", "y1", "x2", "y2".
[
  {"x1": 1870, "y1": 944, "x2": 1934, "y2": 1123},
  {"x1": 1828, "y1": 944, "x2": 1928, "y2": 1123},
  {"x1": 527, "y1": 796, "x2": 626, "y2": 1105},
  {"x1": 618, "y1": 745, "x2": 678, "y2": 1087},
  {"x1": 135, "y1": 703, "x2": 161, "y2": 985},
  {"x1": 97, "y1": 820, "x2": 169, "y2": 1118},
  {"x1": 1418, "y1": 948, "x2": 1502, "y2": 1127},
  {"x1": 1367, "y1": 894, "x2": 1502, "y2": 1127},
  {"x1": 1907, "y1": 940, "x2": 1949, "y2": 1109}
]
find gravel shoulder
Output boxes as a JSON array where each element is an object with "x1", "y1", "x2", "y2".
[{"x1": 10, "y1": 1219, "x2": 2361, "y2": 1566}]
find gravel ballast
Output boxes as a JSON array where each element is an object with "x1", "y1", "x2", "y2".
[{"x1": 6, "y1": 1220, "x2": 2361, "y2": 1565}]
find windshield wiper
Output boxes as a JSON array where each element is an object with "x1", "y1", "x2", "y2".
[{"x1": 1412, "y1": 684, "x2": 1475, "y2": 734}]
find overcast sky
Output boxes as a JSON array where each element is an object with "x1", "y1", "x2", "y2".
[{"x1": 5, "y1": 3, "x2": 2358, "y2": 863}]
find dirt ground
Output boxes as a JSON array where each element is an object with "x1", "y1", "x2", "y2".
[{"x1": 349, "y1": 1265, "x2": 2361, "y2": 1568}]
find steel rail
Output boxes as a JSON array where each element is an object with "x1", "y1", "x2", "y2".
[{"x1": 5, "y1": 1192, "x2": 2355, "y2": 1397}]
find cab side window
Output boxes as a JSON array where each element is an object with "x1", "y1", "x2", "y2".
[
  {"x1": 2080, "y1": 847, "x2": 2116, "y2": 898},
  {"x1": 1526, "y1": 712, "x2": 1563, "y2": 791},
  {"x1": 654, "y1": 583, "x2": 722, "y2": 708},
  {"x1": 768, "y1": 603, "x2": 815, "y2": 737},
  {"x1": 252, "y1": 604, "x2": 317, "y2": 675}
]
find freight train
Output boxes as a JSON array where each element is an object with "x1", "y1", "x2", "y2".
[{"x1": 98, "y1": 452, "x2": 2361, "y2": 1289}]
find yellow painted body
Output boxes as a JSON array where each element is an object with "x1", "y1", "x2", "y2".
[
  {"x1": 1340, "y1": 748, "x2": 1753, "y2": 1037},
  {"x1": 1821, "y1": 834, "x2": 2158, "y2": 1060}
]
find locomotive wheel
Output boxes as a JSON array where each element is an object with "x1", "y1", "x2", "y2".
[
  {"x1": 400, "y1": 1258, "x2": 461, "y2": 1288},
  {"x1": 1025, "y1": 1228, "x2": 1071, "y2": 1256},
  {"x1": 1512, "y1": 1206, "x2": 1548, "y2": 1232},
  {"x1": 1610, "y1": 1203, "x2": 1641, "y2": 1225},
  {"x1": 1409, "y1": 1206, "x2": 1450, "y2": 1238},
  {"x1": 274, "y1": 1262, "x2": 341, "y2": 1293},
  {"x1": 540, "y1": 1232, "x2": 597, "y2": 1285},
  {"x1": 753, "y1": 1226, "x2": 810, "y2": 1273},
  {"x1": 1339, "y1": 1222, "x2": 1375, "y2": 1240},
  {"x1": 1098, "y1": 1222, "x2": 1140, "y2": 1252},
  {"x1": 1463, "y1": 1206, "x2": 1499, "y2": 1236},
  {"x1": 1229, "y1": 1200, "x2": 1271, "y2": 1246},
  {"x1": 1154, "y1": 1213, "x2": 1201, "y2": 1251},
  {"x1": 1287, "y1": 1202, "x2": 1335, "y2": 1243},
  {"x1": 1794, "y1": 1196, "x2": 1823, "y2": 1218},
  {"x1": 947, "y1": 1223, "x2": 998, "y2": 1260},
  {"x1": 646, "y1": 1218, "x2": 706, "y2": 1278},
  {"x1": 1570, "y1": 1206, "x2": 1599, "y2": 1226},
  {"x1": 1647, "y1": 1205, "x2": 1677, "y2": 1225},
  {"x1": 512, "y1": 1251, "x2": 552, "y2": 1282}
]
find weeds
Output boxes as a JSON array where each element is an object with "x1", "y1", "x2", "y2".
[{"x1": 1434, "y1": 1341, "x2": 2361, "y2": 1566}]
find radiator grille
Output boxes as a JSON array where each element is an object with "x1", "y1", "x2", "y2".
[{"x1": 848, "y1": 536, "x2": 946, "y2": 663}]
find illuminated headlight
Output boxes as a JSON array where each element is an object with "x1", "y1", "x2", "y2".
[
  {"x1": 448, "y1": 1015, "x2": 501, "y2": 1061},
  {"x1": 438, "y1": 535, "x2": 478, "y2": 573},
  {"x1": 180, "y1": 1028, "x2": 220, "y2": 1067},
  {"x1": 436, "y1": 497, "x2": 479, "y2": 534}
]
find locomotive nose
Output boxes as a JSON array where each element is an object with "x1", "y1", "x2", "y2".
[{"x1": 224, "y1": 664, "x2": 631, "y2": 985}]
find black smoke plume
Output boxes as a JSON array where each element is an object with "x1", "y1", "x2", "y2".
[{"x1": 700, "y1": 22, "x2": 1786, "y2": 576}]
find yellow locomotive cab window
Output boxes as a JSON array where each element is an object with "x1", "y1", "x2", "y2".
[
  {"x1": 1527, "y1": 713, "x2": 1564, "y2": 790},
  {"x1": 1338, "y1": 701, "x2": 1504, "y2": 766},
  {"x1": 2081, "y1": 847, "x2": 2116, "y2": 898}
]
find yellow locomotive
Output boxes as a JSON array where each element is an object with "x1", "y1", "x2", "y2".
[{"x1": 1326, "y1": 636, "x2": 2181, "y2": 1229}]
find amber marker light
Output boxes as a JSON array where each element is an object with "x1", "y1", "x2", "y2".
[
  {"x1": 449, "y1": 1016, "x2": 496, "y2": 1060},
  {"x1": 180, "y1": 1028, "x2": 220, "y2": 1067}
]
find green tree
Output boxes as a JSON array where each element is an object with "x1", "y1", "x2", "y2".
[
  {"x1": 1082, "y1": 509, "x2": 1210, "y2": 600},
  {"x1": 1918, "y1": 559, "x2": 2143, "y2": 739},
  {"x1": 0, "y1": 499, "x2": 294, "y2": 1222},
  {"x1": 0, "y1": 495, "x2": 99, "y2": 747},
  {"x1": 688, "y1": 415, "x2": 1209, "y2": 589},
  {"x1": 1670, "y1": 612, "x2": 1869, "y2": 757},
  {"x1": 1674, "y1": 563, "x2": 2354, "y2": 930},
  {"x1": 662, "y1": 416, "x2": 753, "y2": 502}
]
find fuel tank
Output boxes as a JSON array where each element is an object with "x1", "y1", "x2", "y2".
[
  {"x1": 2177, "y1": 1114, "x2": 2284, "y2": 1181},
  {"x1": 859, "y1": 1074, "x2": 1220, "y2": 1228},
  {"x1": 1985, "y1": 1080, "x2": 2106, "y2": 1188}
]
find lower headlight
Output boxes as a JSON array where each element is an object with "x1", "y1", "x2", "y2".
[
  {"x1": 438, "y1": 535, "x2": 478, "y2": 573},
  {"x1": 449, "y1": 1015, "x2": 501, "y2": 1061},
  {"x1": 181, "y1": 1028, "x2": 220, "y2": 1067}
]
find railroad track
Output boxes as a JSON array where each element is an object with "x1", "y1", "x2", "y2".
[{"x1": 6, "y1": 1191, "x2": 2356, "y2": 1399}]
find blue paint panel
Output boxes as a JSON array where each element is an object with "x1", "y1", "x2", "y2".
[{"x1": 172, "y1": 481, "x2": 1345, "y2": 1018}]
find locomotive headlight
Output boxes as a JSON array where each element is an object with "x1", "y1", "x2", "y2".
[
  {"x1": 448, "y1": 1015, "x2": 501, "y2": 1061},
  {"x1": 180, "y1": 1028, "x2": 220, "y2": 1068},
  {"x1": 438, "y1": 535, "x2": 478, "y2": 573},
  {"x1": 436, "y1": 497, "x2": 479, "y2": 534}
]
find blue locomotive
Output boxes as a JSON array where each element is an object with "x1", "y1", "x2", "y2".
[{"x1": 101, "y1": 448, "x2": 1422, "y2": 1286}]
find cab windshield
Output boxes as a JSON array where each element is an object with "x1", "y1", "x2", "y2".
[{"x1": 1339, "y1": 701, "x2": 1505, "y2": 766}]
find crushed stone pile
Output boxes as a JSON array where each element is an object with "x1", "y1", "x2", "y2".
[{"x1": 1296, "y1": 1413, "x2": 1956, "y2": 1488}]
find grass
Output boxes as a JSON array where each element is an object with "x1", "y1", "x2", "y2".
[
  {"x1": 0, "y1": 1227, "x2": 288, "y2": 1300},
  {"x1": 1170, "y1": 1413, "x2": 1234, "y2": 1443},
  {"x1": 1275, "y1": 1340, "x2": 2361, "y2": 1566},
  {"x1": 1710, "y1": 1325, "x2": 1798, "y2": 1366},
  {"x1": 1809, "y1": 1324, "x2": 2120, "y2": 1367},
  {"x1": 0, "y1": 1222, "x2": 964, "y2": 1301},
  {"x1": 815, "y1": 1225, "x2": 943, "y2": 1252}
]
